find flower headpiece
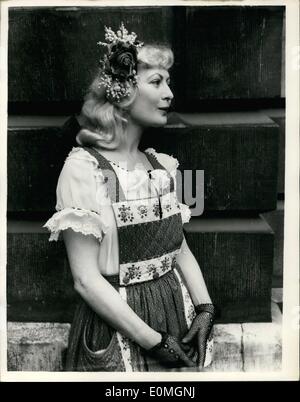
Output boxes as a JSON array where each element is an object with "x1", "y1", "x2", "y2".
[{"x1": 98, "y1": 23, "x2": 144, "y2": 103}]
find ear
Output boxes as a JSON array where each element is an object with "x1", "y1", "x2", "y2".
[{"x1": 118, "y1": 85, "x2": 138, "y2": 110}]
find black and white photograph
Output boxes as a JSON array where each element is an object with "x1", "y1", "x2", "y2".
[{"x1": 0, "y1": 0, "x2": 299, "y2": 381}]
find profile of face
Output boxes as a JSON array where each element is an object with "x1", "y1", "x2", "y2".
[{"x1": 128, "y1": 66, "x2": 174, "y2": 128}]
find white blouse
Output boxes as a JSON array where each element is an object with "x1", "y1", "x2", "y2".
[{"x1": 44, "y1": 147, "x2": 191, "y2": 276}]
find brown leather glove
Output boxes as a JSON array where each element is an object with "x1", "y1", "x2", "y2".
[
  {"x1": 147, "y1": 332, "x2": 197, "y2": 368},
  {"x1": 182, "y1": 303, "x2": 216, "y2": 368}
]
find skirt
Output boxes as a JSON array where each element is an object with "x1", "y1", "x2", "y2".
[{"x1": 64, "y1": 266, "x2": 212, "y2": 372}]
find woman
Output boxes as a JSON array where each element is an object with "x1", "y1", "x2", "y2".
[{"x1": 44, "y1": 23, "x2": 216, "y2": 372}]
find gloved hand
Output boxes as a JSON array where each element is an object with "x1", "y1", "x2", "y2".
[
  {"x1": 181, "y1": 303, "x2": 216, "y2": 368},
  {"x1": 147, "y1": 332, "x2": 197, "y2": 368}
]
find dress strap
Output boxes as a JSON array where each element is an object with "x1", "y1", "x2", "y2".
[
  {"x1": 82, "y1": 146, "x2": 126, "y2": 202},
  {"x1": 144, "y1": 150, "x2": 175, "y2": 193}
]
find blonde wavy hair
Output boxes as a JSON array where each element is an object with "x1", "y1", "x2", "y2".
[{"x1": 76, "y1": 44, "x2": 174, "y2": 149}]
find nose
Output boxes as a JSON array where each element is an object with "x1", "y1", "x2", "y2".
[{"x1": 162, "y1": 82, "x2": 174, "y2": 102}]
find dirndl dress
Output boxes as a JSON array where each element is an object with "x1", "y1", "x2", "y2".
[{"x1": 45, "y1": 146, "x2": 213, "y2": 372}]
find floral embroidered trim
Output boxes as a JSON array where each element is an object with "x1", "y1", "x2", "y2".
[
  {"x1": 112, "y1": 192, "x2": 181, "y2": 227},
  {"x1": 119, "y1": 249, "x2": 180, "y2": 286},
  {"x1": 137, "y1": 204, "x2": 148, "y2": 218},
  {"x1": 160, "y1": 192, "x2": 181, "y2": 219},
  {"x1": 117, "y1": 204, "x2": 134, "y2": 223},
  {"x1": 152, "y1": 201, "x2": 161, "y2": 219},
  {"x1": 173, "y1": 268, "x2": 213, "y2": 368},
  {"x1": 43, "y1": 207, "x2": 108, "y2": 242},
  {"x1": 173, "y1": 269, "x2": 197, "y2": 327},
  {"x1": 117, "y1": 287, "x2": 133, "y2": 371}
]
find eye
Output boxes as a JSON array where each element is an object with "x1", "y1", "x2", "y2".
[{"x1": 151, "y1": 79, "x2": 161, "y2": 87}]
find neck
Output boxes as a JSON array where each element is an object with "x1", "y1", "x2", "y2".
[{"x1": 116, "y1": 118, "x2": 144, "y2": 156}]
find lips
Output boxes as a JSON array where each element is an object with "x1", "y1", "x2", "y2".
[{"x1": 158, "y1": 107, "x2": 169, "y2": 112}]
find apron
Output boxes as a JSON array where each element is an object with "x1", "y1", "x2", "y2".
[{"x1": 64, "y1": 146, "x2": 213, "y2": 371}]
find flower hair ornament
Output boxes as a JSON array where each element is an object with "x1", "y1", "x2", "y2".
[{"x1": 97, "y1": 23, "x2": 144, "y2": 103}]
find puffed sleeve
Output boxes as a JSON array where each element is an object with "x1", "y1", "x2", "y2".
[
  {"x1": 43, "y1": 147, "x2": 110, "y2": 242},
  {"x1": 145, "y1": 148, "x2": 192, "y2": 224}
]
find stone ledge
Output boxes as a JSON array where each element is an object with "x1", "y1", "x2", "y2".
[
  {"x1": 7, "y1": 323, "x2": 70, "y2": 371},
  {"x1": 203, "y1": 303, "x2": 282, "y2": 372},
  {"x1": 7, "y1": 303, "x2": 281, "y2": 372},
  {"x1": 8, "y1": 322, "x2": 70, "y2": 344},
  {"x1": 242, "y1": 302, "x2": 282, "y2": 372},
  {"x1": 204, "y1": 324, "x2": 243, "y2": 372},
  {"x1": 7, "y1": 112, "x2": 276, "y2": 129}
]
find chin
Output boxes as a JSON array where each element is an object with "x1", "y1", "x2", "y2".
[{"x1": 149, "y1": 117, "x2": 168, "y2": 128}]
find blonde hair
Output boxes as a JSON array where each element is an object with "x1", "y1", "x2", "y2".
[{"x1": 76, "y1": 44, "x2": 174, "y2": 149}]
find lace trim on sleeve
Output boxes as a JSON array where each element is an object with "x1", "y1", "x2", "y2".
[
  {"x1": 43, "y1": 207, "x2": 109, "y2": 242},
  {"x1": 179, "y1": 203, "x2": 192, "y2": 224},
  {"x1": 66, "y1": 147, "x2": 100, "y2": 166},
  {"x1": 144, "y1": 148, "x2": 179, "y2": 172}
]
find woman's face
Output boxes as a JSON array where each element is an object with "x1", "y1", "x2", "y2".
[{"x1": 128, "y1": 66, "x2": 174, "y2": 128}]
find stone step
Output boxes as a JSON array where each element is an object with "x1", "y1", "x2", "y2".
[
  {"x1": 7, "y1": 220, "x2": 78, "y2": 323},
  {"x1": 8, "y1": 6, "x2": 174, "y2": 107},
  {"x1": 6, "y1": 303, "x2": 282, "y2": 372},
  {"x1": 205, "y1": 302, "x2": 282, "y2": 372},
  {"x1": 180, "y1": 7, "x2": 283, "y2": 110},
  {"x1": 261, "y1": 200, "x2": 284, "y2": 284},
  {"x1": 7, "y1": 217, "x2": 274, "y2": 323},
  {"x1": 9, "y1": 6, "x2": 283, "y2": 113},
  {"x1": 7, "y1": 322, "x2": 70, "y2": 371},
  {"x1": 184, "y1": 216, "x2": 274, "y2": 323},
  {"x1": 142, "y1": 112, "x2": 280, "y2": 212},
  {"x1": 262, "y1": 109, "x2": 285, "y2": 195},
  {"x1": 8, "y1": 112, "x2": 279, "y2": 212},
  {"x1": 8, "y1": 116, "x2": 77, "y2": 213}
]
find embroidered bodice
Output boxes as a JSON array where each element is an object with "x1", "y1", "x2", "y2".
[{"x1": 44, "y1": 147, "x2": 191, "y2": 276}]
